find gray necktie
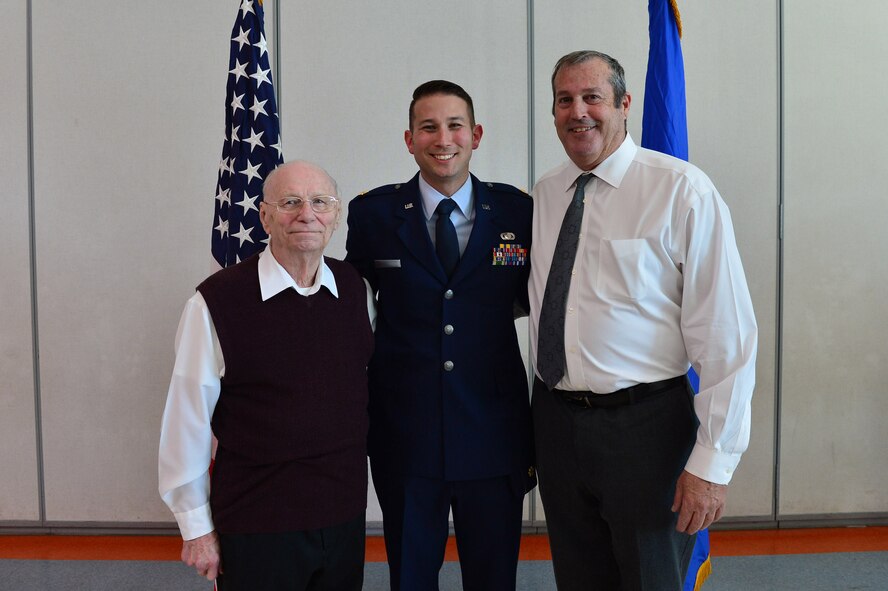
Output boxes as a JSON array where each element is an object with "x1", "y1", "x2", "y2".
[
  {"x1": 537, "y1": 173, "x2": 592, "y2": 390},
  {"x1": 435, "y1": 198, "x2": 459, "y2": 278}
]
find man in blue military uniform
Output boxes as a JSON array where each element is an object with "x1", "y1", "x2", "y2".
[{"x1": 346, "y1": 80, "x2": 534, "y2": 591}]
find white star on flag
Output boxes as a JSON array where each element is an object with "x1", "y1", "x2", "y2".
[
  {"x1": 232, "y1": 223, "x2": 254, "y2": 247},
  {"x1": 255, "y1": 33, "x2": 268, "y2": 57},
  {"x1": 231, "y1": 27, "x2": 251, "y2": 51},
  {"x1": 230, "y1": 92, "x2": 245, "y2": 114},
  {"x1": 244, "y1": 129, "x2": 265, "y2": 152},
  {"x1": 215, "y1": 187, "x2": 231, "y2": 206},
  {"x1": 249, "y1": 98, "x2": 268, "y2": 119},
  {"x1": 250, "y1": 66, "x2": 272, "y2": 89},
  {"x1": 239, "y1": 160, "x2": 262, "y2": 184},
  {"x1": 236, "y1": 193, "x2": 259, "y2": 214},
  {"x1": 229, "y1": 59, "x2": 248, "y2": 83}
]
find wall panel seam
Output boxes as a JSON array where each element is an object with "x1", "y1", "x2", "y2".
[
  {"x1": 525, "y1": 0, "x2": 537, "y2": 524},
  {"x1": 26, "y1": 0, "x2": 47, "y2": 525},
  {"x1": 273, "y1": 0, "x2": 282, "y2": 129},
  {"x1": 774, "y1": 0, "x2": 784, "y2": 523}
]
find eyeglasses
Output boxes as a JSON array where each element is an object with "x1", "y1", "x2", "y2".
[{"x1": 265, "y1": 195, "x2": 340, "y2": 214}]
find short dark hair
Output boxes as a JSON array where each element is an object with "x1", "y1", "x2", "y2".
[
  {"x1": 409, "y1": 80, "x2": 476, "y2": 130},
  {"x1": 550, "y1": 50, "x2": 627, "y2": 114}
]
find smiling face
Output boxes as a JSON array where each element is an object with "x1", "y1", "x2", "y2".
[
  {"x1": 405, "y1": 93, "x2": 483, "y2": 196},
  {"x1": 259, "y1": 162, "x2": 340, "y2": 259},
  {"x1": 553, "y1": 58, "x2": 631, "y2": 171}
]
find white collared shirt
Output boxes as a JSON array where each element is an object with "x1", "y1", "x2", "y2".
[
  {"x1": 529, "y1": 135, "x2": 758, "y2": 485},
  {"x1": 158, "y1": 249, "x2": 375, "y2": 540},
  {"x1": 418, "y1": 174, "x2": 474, "y2": 255}
]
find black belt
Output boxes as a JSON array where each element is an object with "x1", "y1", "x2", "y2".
[{"x1": 549, "y1": 375, "x2": 687, "y2": 408}]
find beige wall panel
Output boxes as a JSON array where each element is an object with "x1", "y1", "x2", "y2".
[
  {"x1": 680, "y1": 1, "x2": 779, "y2": 518},
  {"x1": 780, "y1": 0, "x2": 888, "y2": 515},
  {"x1": 531, "y1": 1, "x2": 648, "y2": 181},
  {"x1": 279, "y1": 0, "x2": 529, "y2": 261},
  {"x1": 0, "y1": 0, "x2": 40, "y2": 522},
  {"x1": 32, "y1": 1, "x2": 236, "y2": 522},
  {"x1": 279, "y1": 0, "x2": 529, "y2": 522},
  {"x1": 533, "y1": 1, "x2": 778, "y2": 520}
]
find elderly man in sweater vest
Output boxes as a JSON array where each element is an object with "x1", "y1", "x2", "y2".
[{"x1": 159, "y1": 160, "x2": 375, "y2": 590}]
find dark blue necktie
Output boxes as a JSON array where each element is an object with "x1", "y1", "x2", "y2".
[
  {"x1": 435, "y1": 198, "x2": 459, "y2": 278},
  {"x1": 537, "y1": 173, "x2": 592, "y2": 390}
]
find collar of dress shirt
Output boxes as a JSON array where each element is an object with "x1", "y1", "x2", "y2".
[
  {"x1": 418, "y1": 174, "x2": 474, "y2": 221},
  {"x1": 559, "y1": 134, "x2": 639, "y2": 192},
  {"x1": 257, "y1": 248, "x2": 339, "y2": 301}
]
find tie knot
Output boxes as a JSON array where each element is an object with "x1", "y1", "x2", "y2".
[
  {"x1": 436, "y1": 198, "x2": 457, "y2": 217},
  {"x1": 573, "y1": 173, "x2": 592, "y2": 204}
]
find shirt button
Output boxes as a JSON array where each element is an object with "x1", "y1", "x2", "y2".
[
  {"x1": 444, "y1": 324, "x2": 454, "y2": 335},
  {"x1": 568, "y1": 307, "x2": 574, "y2": 312},
  {"x1": 444, "y1": 361, "x2": 454, "y2": 371},
  {"x1": 444, "y1": 289, "x2": 454, "y2": 300}
]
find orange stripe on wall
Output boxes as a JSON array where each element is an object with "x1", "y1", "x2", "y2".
[
  {"x1": 1, "y1": 528, "x2": 887, "y2": 562},
  {"x1": 708, "y1": 527, "x2": 888, "y2": 557},
  {"x1": 0, "y1": 535, "x2": 183, "y2": 561}
]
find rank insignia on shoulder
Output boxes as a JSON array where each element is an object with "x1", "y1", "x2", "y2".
[{"x1": 492, "y1": 243, "x2": 527, "y2": 266}]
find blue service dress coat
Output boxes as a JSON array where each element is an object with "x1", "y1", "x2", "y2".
[{"x1": 345, "y1": 173, "x2": 535, "y2": 486}]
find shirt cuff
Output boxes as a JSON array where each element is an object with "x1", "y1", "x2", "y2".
[
  {"x1": 684, "y1": 444, "x2": 743, "y2": 486},
  {"x1": 174, "y1": 503, "x2": 215, "y2": 541}
]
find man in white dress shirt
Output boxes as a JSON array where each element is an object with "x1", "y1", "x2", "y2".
[
  {"x1": 158, "y1": 160, "x2": 374, "y2": 590},
  {"x1": 529, "y1": 50, "x2": 757, "y2": 590}
]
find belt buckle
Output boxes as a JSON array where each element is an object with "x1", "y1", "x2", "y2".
[{"x1": 566, "y1": 394, "x2": 595, "y2": 408}]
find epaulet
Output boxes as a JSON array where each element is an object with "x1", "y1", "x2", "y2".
[
  {"x1": 483, "y1": 181, "x2": 530, "y2": 198},
  {"x1": 355, "y1": 183, "x2": 404, "y2": 199}
]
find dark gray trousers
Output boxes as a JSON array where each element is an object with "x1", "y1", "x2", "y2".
[{"x1": 533, "y1": 377, "x2": 697, "y2": 591}]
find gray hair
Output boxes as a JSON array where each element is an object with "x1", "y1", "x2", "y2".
[{"x1": 550, "y1": 50, "x2": 627, "y2": 114}]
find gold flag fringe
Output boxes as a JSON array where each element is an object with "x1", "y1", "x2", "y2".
[{"x1": 669, "y1": 0, "x2": 683, "y2": 38}]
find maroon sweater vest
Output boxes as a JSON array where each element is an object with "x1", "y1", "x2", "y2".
[{"x1": 197, "y1": 255, "x2": 373, "y2": 533}]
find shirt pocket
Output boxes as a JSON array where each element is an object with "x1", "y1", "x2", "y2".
[{"x1": 596, "y1": 238, "x2": 651, "y2": 301}]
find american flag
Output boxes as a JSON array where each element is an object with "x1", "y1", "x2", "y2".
[{"x1": 211, "y1": 0, "x2": 283, "y2": 268}]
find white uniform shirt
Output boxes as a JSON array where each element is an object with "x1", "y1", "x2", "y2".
[
  {"x1": 158, "y1": 249, "x2": 375, "y2": 540},
  {"x1": 529, "y1": 135, "x2": 757, "y2": 485}
]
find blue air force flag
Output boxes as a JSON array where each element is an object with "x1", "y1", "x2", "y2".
[{"x1": 642, "y1": 1, "x2": 711, "y2": 589}]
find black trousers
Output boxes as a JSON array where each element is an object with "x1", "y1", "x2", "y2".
[
  {"x1": 215, "y1": 513, "x2": 365, "y2": 591},
  {"x1": 533, "y1": 377, "x2": 697, "y2": 591}
]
